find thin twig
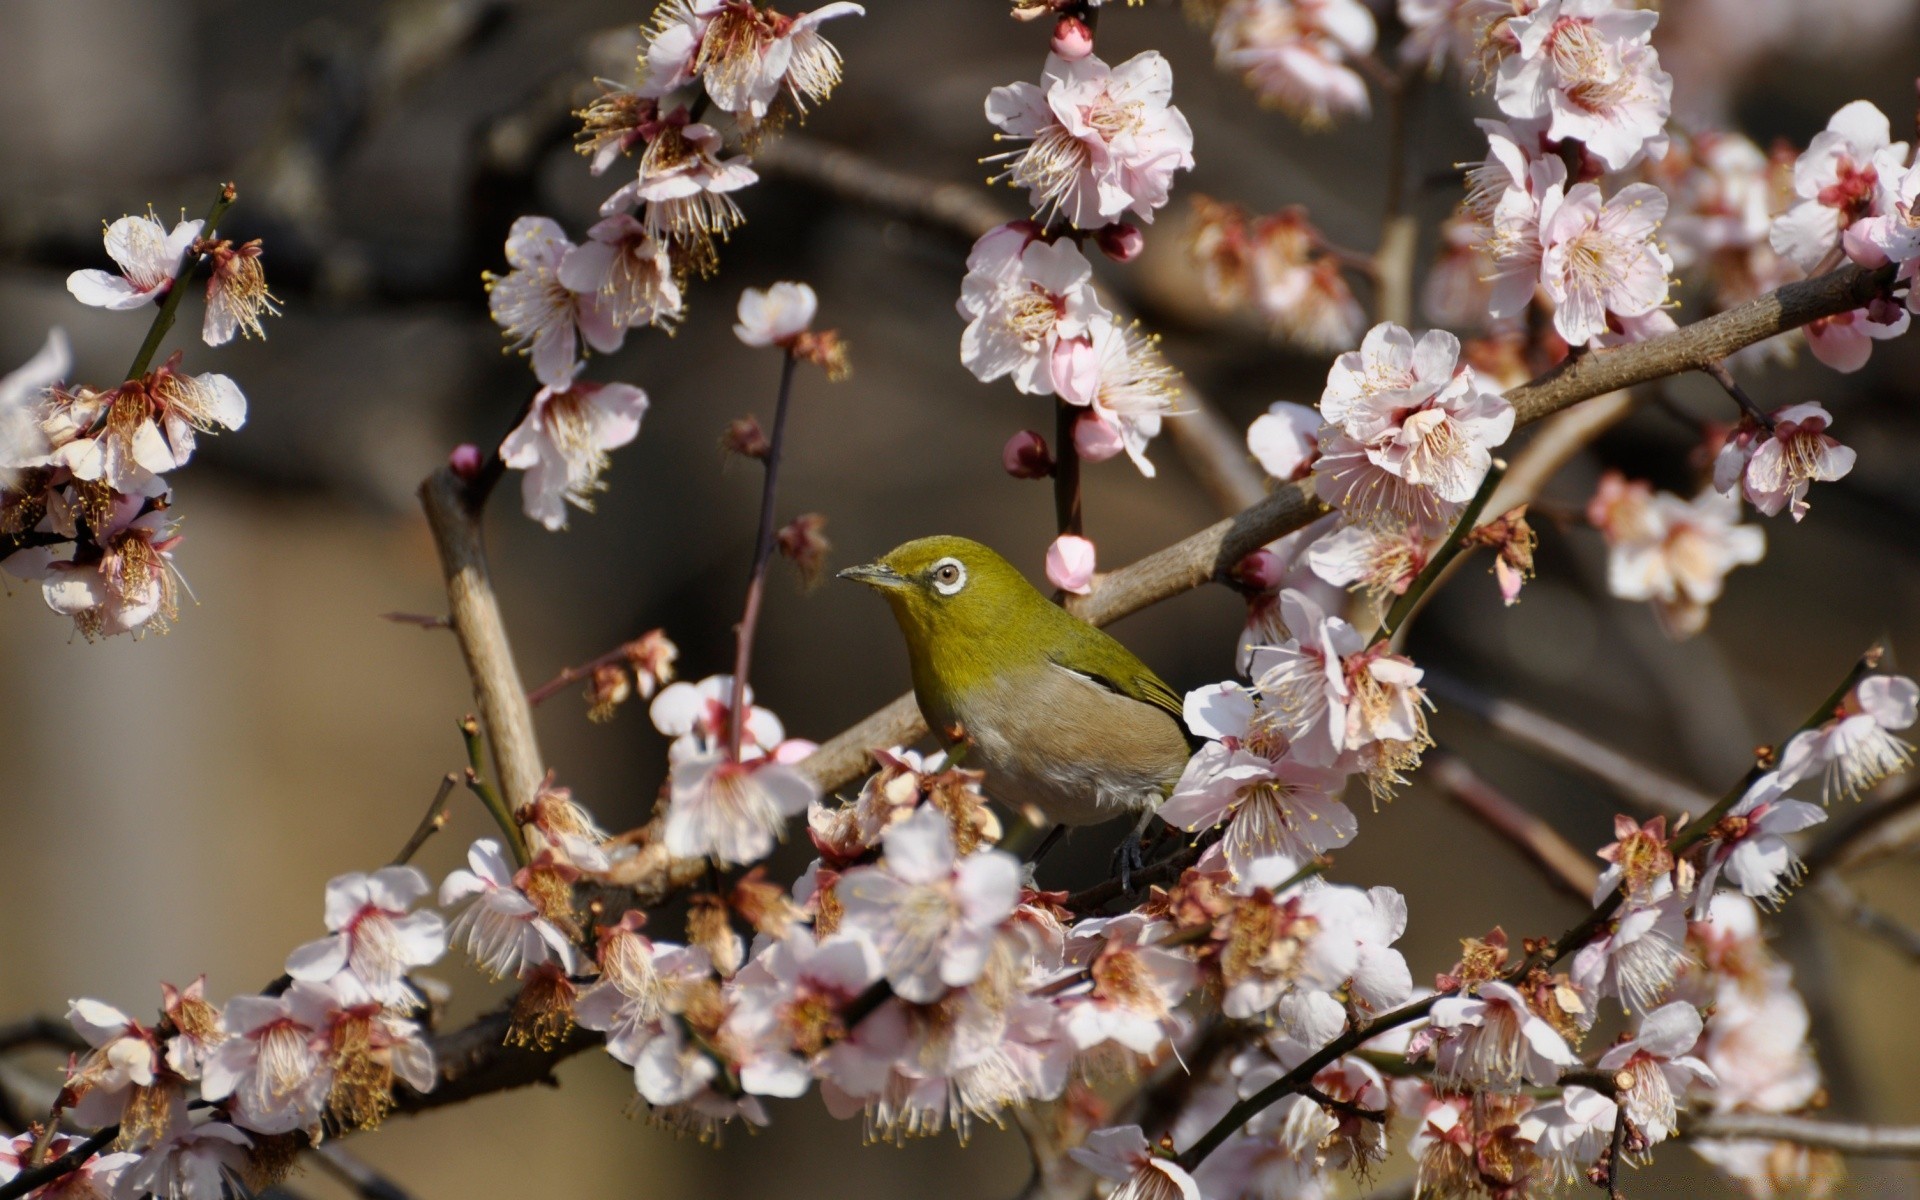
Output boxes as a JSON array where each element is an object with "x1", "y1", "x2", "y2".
[
  {"x1": 729, "y1": 350, "x2": 800, "y2": 762},
  {"x1": 391, "y1": 773, "x2": 460, "y2": 867},
  {"x1": 1684, "y1": 1112, "x2": 1920, "y2": 1156},
  {"x1": 1703, "y1": 360, "x2": 1775, "y2": 431},
  {"x1": 798, "y1": 263, "x2": 1894, "y2": 797},
  {"x1": 1801, "y1": 777, "x2": 1920, "y2": 876},
  {"x1": 1607, "y1": 1106, "x2": 1629, "y2": 1199},
  {"x1": 1375, "y1": 462, "x2": 1506, "y2": 644},
  {"x1": 124, "y1": 184, "x2": 239, "y2": 382},
  {"x1": 379, "y1": 611, "x2": 453, "y2": 630},
  {"x1": 460, "y1": 715, "x2": 524, "y2": 862},
  {"x1": 1430, "y1": 754, "x2": 1600, "y2": 902},
  {"x1": 0, "y1": 1128, "x2": 116, "y2": 1200},
  {"x1": 0, "y1": 1017, "x2": 85, "y2": 1056},
  {"x1": 1053, "y1": 397, "x2": 1083, "y2": 538},
  {"x1": 1816, "y1": 875, "x2": 1920, "y2": 963},
  {"x1": 310, "y1": 1144, "x2": 418, "y2": 1200}
]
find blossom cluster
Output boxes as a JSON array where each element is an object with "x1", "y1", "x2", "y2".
[{"x1": 1, "y1": 201, "x2": 273, "y2": 639}]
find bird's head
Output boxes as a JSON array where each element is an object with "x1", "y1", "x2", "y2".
[{"x1": 837, "y1": 535, "x2": 1049, "y2": 656}]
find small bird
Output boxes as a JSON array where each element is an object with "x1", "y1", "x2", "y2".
[{"x1": 839, "y1": 535, "x2": 1191, "y2": 863}]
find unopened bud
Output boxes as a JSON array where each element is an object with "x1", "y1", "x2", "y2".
[
  {"x1": 792, "y1": 329, "x2": 851, "y2": 381},
  {"x1": 1095, "y1": 221, "x2": 1144, "y2": 262},
  {"x1": 722, "y1": 415, "x2": 771, "y2": 460},
  {"x1": 1045, "y1": 533, "x2": 1097, "y2": 596},
  {"x1": 1073, "y1": 411, "x2": 1124, "y2": 463},
  {"x1": 1002, "y1": 429, "x2": 1054, "y2": 479},
  {"x1": 1050, "y1": 14, "x2": 1094, "y2": 59},
  {"x1": 1230, "y1": 548, "x2": 1285, "y2": 592},
  {"x1": 449, "y1": 443, "x2": 483, "y2": 479},
  {"x1": 777, "y1": 512, "x2": 832, "y2": 587},
  {"x1": 584, "y1": 663, "x2": 632, "y2": 723}
]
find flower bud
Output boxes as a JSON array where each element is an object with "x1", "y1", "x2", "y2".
[
  {"x1": 1045, "y1": 533, "x2": 1096, "y2": 595},
  {"x1": 1073, "y1": 411, "x2": 1125, "y2": 463},
  {"x1": 1002, "y1": 429, "x2": 1054, "y2": 479},
  {"x1": 448, "y1": 443, "x2": 483, "y2": 479},
  {"x1": 722, "y1": 415, "x2": 771, "y2": 460},
  {"x1": 777, "y1": 512, "x2": 832, "y2": 587},
  {"x1": 1229, "y1": 548, "x2": 1285, "y2": 592},
  {"x1": 1050, "y1": 15, "x2": 1094, "y2": 60},
  {"x1": 1095, "y1": 221, "x2": 1145, "y2": 262}
]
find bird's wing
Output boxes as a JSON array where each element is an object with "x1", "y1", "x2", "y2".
[{"x1": 1045, "y1": 630, "x2": 1185, "y2": 722}]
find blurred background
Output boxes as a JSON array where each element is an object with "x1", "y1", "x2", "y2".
[{"x1": 3, "y1": 0, "x2": 1920, "y2": 1196}]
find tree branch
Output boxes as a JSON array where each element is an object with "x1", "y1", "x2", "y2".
[
  {"x1": 1686, "y1": 1112, "x2": 1920, "y2": 1157},
  {"x1": 1429, "y1": 754, "x2": 1600, "y2": 902}
]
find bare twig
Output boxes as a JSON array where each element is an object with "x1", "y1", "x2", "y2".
[
  {"x1": 1685, "y1": 1113, "x2": 1920, "y2": 1156},
  {"x1": 1054, "y1": 398, "x2": 1084, "y2": 538},
  {"x1": 1801, "y1": 777, "x2": 1920, "y2": 876},
  {"x1": 1703, "y1": 360, "x2": 1776, "y2": 430},
  {"x1": 379, "y1": 611, "x2": 453, "y2": 630},
  {"x1": 310, "y1": 1144, "x2": 418, "y2": 1200},
  {"x1": 1421, "y1": 672, "x2": 1710, "y2": 818},
  {"x1": 0, "y1": 1017, "x2": 85, "y2": 1055},
  {"x1": 1430, "y1": 754, "x2": 1600, "y2": 902},
  {"x1": 420, "y1": 467, "x2": 545, "y2": 835},
  {"x1": 1607, "y1": 1104, "x2": 1629, "y2": 1198},
  {"x1": 0, "y1": 1129, "x2": 116, "y2": 1200},
  {"x1": 800, "y1": 264, "x2": 1893, "y2": 797},
  {"x1": 391, "y1": 773, "x2": 460, "y2": 867},
  {"x1": 1816, "y1": 875, "x2": 1920, "y2": 963},
  {"x1": 729, "y1": 350, "x2": 801, "y2": 761}
]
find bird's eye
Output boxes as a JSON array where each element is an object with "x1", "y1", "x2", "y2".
[{"x1": 930, "y1": 557, "x2": 967, "y2": 596}]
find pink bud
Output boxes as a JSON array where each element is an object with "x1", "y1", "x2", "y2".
[
  {"x1": 449, "y1": 443, "x2": 483, "y2": 479},
  {"x1": 1230, "y1": 549, "x2": 1285, "y2": 593},
  {"x1": 1050, "y1": 15, "x2": 1094, "y2": 61},
  {"x1": 1073, "y1": 411, "x2": 1125, "y2": 463},
  {"x1": 1843, "y1": 222, "x2": 1890, "y2": 268},
  {"x1": 1096, "y1": 222, "x2": 1145, "y2": 263},
  {"x1": 1003, "y1": 429, "x2": 1055, "y2": 479},
  {"x1": 1045, "y1": 534, "x2": 1097, "y2": 595}
]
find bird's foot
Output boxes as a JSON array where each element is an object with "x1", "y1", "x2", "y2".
[{"x1": 1111, "y1": 831, "x2": 1149, "y2": 896}]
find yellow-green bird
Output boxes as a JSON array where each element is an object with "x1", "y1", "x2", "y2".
[{"x1": 839, "y1": 535, "x2": 1191, "y2": 848}]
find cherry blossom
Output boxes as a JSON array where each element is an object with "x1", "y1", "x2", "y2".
[
  {"x1": 112, "y1": 1122, "x2": 251, "y2": 1200},
  {"x1": 600, "y1": 121, "x2": 758, "y2": 261},
  {"x1": 664, "y1": 748, "x2": 818, "y2": 865},
  {"x1": 1212, "y1": 856, "x2": 1371, "y2": 1029},
  {"x1": 1570, "y1": 876, "x2": 1689, "y2": 1018},
  {"x1": 735, "y1": 281, "x2": 819, "y2": 347},
  {"x1": 1162, "y1": 682, "x2": 1356, "y2": 876},
  {"x1": 649, "y1": 674, "x2": 788, "y2": 764},
  {"x1": 1246, "y1": 400, "x2": 1319, "y2": 481},
  {"x1": 1804, "y1": 302, "x2": 1909, "y2": 373},
  {"x1": 0, "y1": 328, "x2": 69, "y2": 480},
  {"x1": 201, "y1": 239, "x2": 280, "y2": 346},
  {"x1": 1054, "y1": 915, "x2": 1197, "y2": 1056},
  {"x1": 1429, "y1": 979, "x2": 1580, "y2": 1089},
  {"x1": 958, "y1": 223, "x2": 1110, "y2": 396},
  {"x1": 1210, "y1": 0, "x2": 1376, "y2": 128},
  {"x1": 1495, "y1": 0, "x2": 1672, "y2": 171},
  {"x1": 47, "y1": 354, "x2": 246, "y2": 492},
  {"x1": 723, "y1": 930, "x2": 882, "y2": 1096},
  {"x1": 1770, "y1": 100, "x2": 1905, "y2": 272},
  {"x1": 1045, "y1": 533, "x2": 1097, "y2": 595},
  {"x1": 835, "y1": 805, "x2": 1022, "y2": 1002},
  {"x1": 1249, "y1": 588, "x2": 1431, "y2": 795},
  {"x1": 66, "y1": 211, "x2": 204, "y2": 311},
  {"x1": 1776, "y1": 673, "x2": 1917, "y2": 803},
  {"x1": 485, "y1": 217, "x2": 625, "y2": 389},
  {"x1": 1306, "y1": 520, "x2": 1433, "y2": 602},
  {"x1": 1589, "y1": 474, "x2": 1766, "y2": 639},
  {"x1": 1188, "y1": 199, "x2": 1366, "y2": 350},
  {"x1": 1712, "y1": 402, "x2": 1856, "y2": 521},
  {"x1": 555, "y1": 214, "x2": 683, "y2": 330},
  {"x1": 984, "y1": 51, "x2": 1194, "y2": 228},
  {"x1": 284, "y1": 866, "x2": 447, "y2": 1006},
  {"x1": 1596, "y1": 1001, "x2": 1718, "y2": 1144},
  {"x1": 639, "y1": 1, "x2": 863, "y2": 122},
  {"x1": 0, "y1": 1131, "x2": 138, "y2": 1199},
  {"x1": 1469, "y1": 119, "x2": 1570, "y2": 322},
  {"x1": 7, "y1": 498, "x2": 185, "y2": 641},
  {"x1": 1537, "y1": 181, "x2": 1673, "y2": 347},
  {"x1": 499, "y1": 379, "x2": 650, "y2": 531},
  {"x1": 61, "y1": 998, "x2": 178, "y2": 1143},
  {"x1": 439, "y1": 839, "x2": 583, "y2": 978},
  {"x1": 1523, "y1": 1085, "x2": 1620, "y2": 1184},
  {"x1": 199, "y1": 984, "x2": 338, "y2": 1136},
  {"x1": 1850, "y1": 149, "x2": 1920, "y2": 271},
  {"x1": 1071, "y1": 1125, "x2": 1202, "y2": 1200},
  {"x1": 1696, "y1": 772, "x2": 1825, "y2": 909},
  {"x1": 1398, "y1": 0, "x2": 1509, "y2": 74},
  {"x1": 574, "y1": 919, "x2": 713, "y2": 1061},
  {"x1": 1059, "y1": 320, "x2": 1180, "y2": 477}
]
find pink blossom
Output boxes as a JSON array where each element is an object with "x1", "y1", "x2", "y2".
[
  {"x1": 284, "y1": 866, "x2": 446, "y2": 1006},
  {"x1": 0, "y1": 1132, "x2": 138, "y2": 1200},
  {"x1": 1071, "y1": 1125, "x2": 1202, "y2": 1200},
  {"x1": 575, "y1": 920, "x2": 713, "y2": 1063},
  {"x1": 49, "y1": 356, "x2": 246, "y2": 493},
  {"x1": 1770, "y1": 101, "x2": 1904, "y2": 271},
  {"x1": 1695, "y1": 957, "x2": 1821, "y2": 1116},
  {"x1": 734, "y1": 280, "x2": 819, "y2": 347},
  {"x1": 723, "y1": 931, "x2": 881, "y2": 1097},
  {"x1": 836, "y1": 805, "x2": 1022, "y2": 1002},
  {"x1": 1162, "y1": 682, "x2": 1356, "y2": 875},
  {"x1": 438, "y1": 839, "x2": 582, "y2": 978},
  {"x1": 1663, "y1": 131, "x2": 1777, "y2": 268},
  {"x1": 66, "y1": 211, "x2": 203, "y2": 310},
  {"x1": 1522, "y1": 1085, "x2": 1619, "y2": 1183},
  {"x1": 984, "y1": 51, "x2": 1194, "y2": 228},
  {"x1": 649, "y1": 674, "x2": 787, "y2": 765},
  {"x1": 1211, "y1": 0, "x2": 1376, "y2": 127},
  {"x1": 1850, "y1": 151, "x2": 1920, "y2": 269},
  {"x1": 1596, "y1": 1001, "x2": 1717, "y2": 1143},
  {"x1": 0, "y1": 328, "x2": 69, "y2": 480},
  {"x1": 201, "y1": 239, "x2": 280, "y2": 346},
  {"x1": 1537, "y1": 181, "x2": 1674, "y2": 347},
  {"x1": 1712, "y1": 402, "x2": 1856, "y2": 521},
  {"x1": 1055, "y1": 918, "x2": 1196, "y2": 1057},
  {"x1": 485, "y1": 217, "x2": 624, "y2": 389},
  {"x1": 601, "y1": 121, "x2": 758, "y2": 253},
  {"x1": 1246, "y1": 400, "x2": 1320, "y2": 481},
  {"x1": 1216, "y1": 857, "x2": 1372, "y2": 1027},
  {"x1": 1570, "y1": 876, "x2": 1689, "y2": 1018},
  {"x1": 1398, "y1": 0, "x2": 1511, "y2": 73},
  {"x1": 638, "y1": 1, "x2": 863, "y2": 122},
  {"x1": 199, "y1": 984, "x2": 338, "y2": 1136},
  {"x1": 1496, "y1": 0, "x2": 1672, "y2": 171},
  {"x1": 555, "y1": 214, "x2": 683, "y2": 330},
  {"x1": 1697, "y1": 773, "x2": 1825, "y2": 909},
  {"x1": 499, "y1": 379, "x2": 649, "y2": 531},
  {"x1": 1470, "y1": 119, "x2": 1570, "y2": 321},
  {"x1": 1777, "y1": 673, "x2": 1917, "y2": 803},
  {"x1": 958, "y1": 224, "x2": 1111, "y2": 396},
  {"x1": 61, "y1": 998, "x2": 178, "y2": 1141},
  {"x1": 1045, "y1": 533, "x2": 1097, "y2": 595},
  {"x1": 1058, "y1": 320, "x2": 1180, "y2": 477},
  {"x1": 112, "y1": 1122, "x2": 251, "y2": 1200},
  {"x1": 6, "y1": 498, "x2": 185, "y2": 641},
  {"x1": 1804, "y1": 303, "x2": 1908, "y2": 373},
  {"x1": 1592, "y1": 477, "x2": 1766, "y2": 639},
  {"x1": 1305, "y1": 520, "x2": 1432, "y2": 602},
  {"x1": 664, "y1": 749, "x2": 817, "y2": 865},
  {"x1": 1429, "y1": 979, "x2": 1579, "y2": 1089}
]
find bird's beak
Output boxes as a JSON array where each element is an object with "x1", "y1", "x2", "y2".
[{"x1": 837, "y1": 561, "x2": 909, "y2": 591}]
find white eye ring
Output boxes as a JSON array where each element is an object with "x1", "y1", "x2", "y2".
[{"x1": 930, "y1": 557, "x2": 967, "y2": 596}]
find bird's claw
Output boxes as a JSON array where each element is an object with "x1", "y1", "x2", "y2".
[{"x1": 1111, "y1": 834, "x2": 1148, "y2": 895}]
